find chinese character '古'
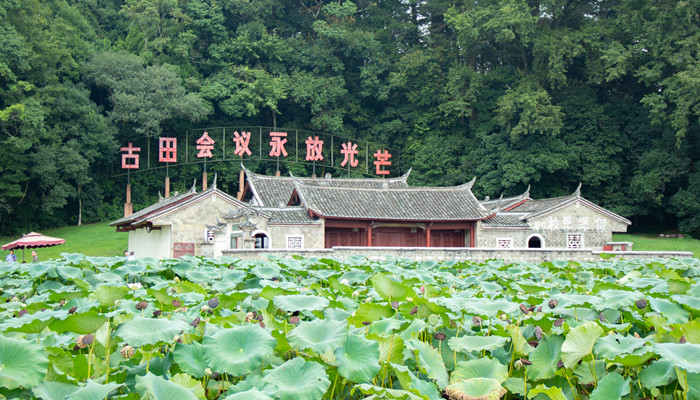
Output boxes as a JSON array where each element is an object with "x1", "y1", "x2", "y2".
[
  {"x1": 373, "y1": 150, "x2": 391, "y2": 175},
  {"x1": 305, "y1": 136, "x2": 323, "y2": 161},
  {"x1": 159, "y1": 137, "x2": 177, "y2": 163},
  {"x1": 233, "y1": 131, "x2": 252, "y2": 157},
  {"x1": 340, "y1": 142, "x2": 359, "y2": 167},
  {"x1": 196, "y1": 131, "x2": 215, "y2": 158},
  {"x1": 121, "y1": 143, "x2": 141, "y2": 169},
  {"x1": 269, "y1": 132, "x2": 288, "y2": 157}
]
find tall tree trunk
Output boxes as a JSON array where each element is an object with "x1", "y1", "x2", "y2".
[
  {"x1": 77, "y1": 186, "x2": 82, "y2": 226},
  {"x1": 271, "y1": 107, "x2": 277, "y2": 130}
]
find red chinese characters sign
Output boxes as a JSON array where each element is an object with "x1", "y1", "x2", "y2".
[{"x1": 120, "y1": 130, "x2": 393, "y2": 176}]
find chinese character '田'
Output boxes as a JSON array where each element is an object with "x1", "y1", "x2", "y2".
[{"x1": 159, "y1": 137, "x2": 177, "y2": 163}]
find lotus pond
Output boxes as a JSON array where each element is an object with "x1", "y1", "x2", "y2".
[{"x1": 1, "y1": 254, "x2": 700, "y2": 399}]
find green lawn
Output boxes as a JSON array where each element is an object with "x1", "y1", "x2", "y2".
[
  {"x1": 0, "y1": 223, "x2": 126, "y2": 262},
  {"x1": 613, "y1": 233, "x2": 700, "y2": 257}
]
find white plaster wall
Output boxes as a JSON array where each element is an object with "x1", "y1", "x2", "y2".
[
  {"x1": 128, "y1": 226, "x2": 171, "y2": 259},
  {"x1": 268, "y1": 223, "x2": 324, "y2": 249}
]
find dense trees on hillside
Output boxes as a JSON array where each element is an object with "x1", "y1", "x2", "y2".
[{"x1": 0, "y1": 0, "x2": 699, "y2": 235}]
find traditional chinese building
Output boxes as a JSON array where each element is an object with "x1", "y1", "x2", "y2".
[{"x1": 112, "y1": 167, "x2": 631, "y2": 258}]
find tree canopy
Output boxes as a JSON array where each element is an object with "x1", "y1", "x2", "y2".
[{"x1": 1, "y1": 0, "x2": 699, "y2": 235}]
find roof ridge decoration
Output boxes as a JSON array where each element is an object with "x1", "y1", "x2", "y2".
[
  {"x1": 190, "y1": 179, "x2": 197, "y2": 194},
  {"x1": 574, "y1": 182, "x2": 581, "y2": 198},
  {"x1": 212, "y1": 173, "x2": 218, "y2": 190}
]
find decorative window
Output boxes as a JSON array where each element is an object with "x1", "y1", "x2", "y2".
[
  {"x1": 496, "y1": 238, "x2": 513, "y2": 248},
  {"x1": 286, "y1": 235, "x2": 303, "y2": 250},
  {"x1": 567, "y1": 234, "x2": 583, "y2": 249},
  {"x1": 230, "y1": 236, "x2": 238, "y2": 249},
  {"x1": 205, "y1": 230, "x2": 214, "y2": 243}
]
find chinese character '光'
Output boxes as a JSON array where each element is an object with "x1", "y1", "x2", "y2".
[{"x1": 340, "y1": 142, "x2": 359, "y2": 167}]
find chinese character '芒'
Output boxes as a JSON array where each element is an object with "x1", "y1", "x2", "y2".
[
  {"x1": 121, "y1": 143, "x2": 141, "y2": 169},
  {"x1": 159, "y1": 137, "x2": 177, "y2": 163},
  {"x1": 373, "y1": 150, "x2": 391, "y2": 175},
  {"x1": 196, "y1": 131, "x2": 216, "y2": 158},
  {"x1": 233, "y1": 131, "x2": 252, "y2": 157},
  {"x1": 340, "y1": 142, "x2": 359, "y2": 167},
  {"x1": 305, "y1": 136, "x2": 324, "y2": 161},
  {"x1": 269, "y1": 132, "x2": 288, "y2": 157}
]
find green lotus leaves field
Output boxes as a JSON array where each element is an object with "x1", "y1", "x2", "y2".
[{"x1": 1, "y1": 254, "x2": 700, "y2": 399}]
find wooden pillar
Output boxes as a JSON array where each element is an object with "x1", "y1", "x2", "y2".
[
  {"x1": 470, "y1": 224, "x2": 475, "y2": 247},
  {"x1": 202, "y1": 171, "x2": 208, "y2": 191},
  {"x1": 164, "y1": 176, "x2": 170, "y2": 198},
  {"x1": 275, "y1": 170, "x2": 281, "y2": 177},
  {"x1": 426, "y1": 226, "x2": 431, "y2": 247},
  {"x1": 124, "y1": 183, "x2": 133, "y2": 217},
  {"x1": 237, "y1": 169, "x2": 245, "y2": 200},
  {"x1": 367, "y1": 224, "x2": 372, "y2": 247}
]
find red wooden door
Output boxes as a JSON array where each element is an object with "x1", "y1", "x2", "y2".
[
  {"x1": 430, "y1": 230, "x2": 465, "y2": 247},
  {"x1": 325, "y1": 228, "x2": 364, "y2": 248},
  {"x1": 373, "y1": 227, "x2": 425, "y2": 247}
]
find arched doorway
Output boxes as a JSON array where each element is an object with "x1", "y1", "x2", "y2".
[
  {"x1": 254, "y1": 232, "x2": 270, "y2": 249},
  {"x1": 527, "y1": 234, "x2": 544, "y2": 248}
]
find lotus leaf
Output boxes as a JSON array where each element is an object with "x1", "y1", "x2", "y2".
[
  {"x1": 449, "y1": 335, "x2": 510, "y2": 354},
  {"x1": 372, "y1": 273, "x2": 414, "y2": 301},
  {"x1": 202, "y1": 324, "x2": 276, "y2": 376},
  {"x1": 32, "y1": 381, "x2": 79, "y2": 400},
  {"x1": 263, "y1": 357, "x2": 330, "y2": 400},
  {"x1": 561, "y1": 321, "x2": 603, "y2": 369},
  {"x1": 445, "y1": 378, "x2": 506, "y2": 400},
  {"x1": 407, "y1": 338, "x2": 449, "y2": 389},
  {"x1": 173, "y1": 341, "x2": 209, "y2": 378},
  {"x1": 653, "y1": 343, "x2": 700, "y2": 373},
  {"x1": 287, "y1": 318, "x2": 348, "y2": 353},
  {"x1": 0, "y1": 335, "x2": 48, "y2": 389},
  {"x1": 66, "y1": 380, "x2": 123, "y2": 400},
  {"x1": 135, "y1": 372, "x2": 198, "y2": 400},
  {"x1": 115, "y1": 316, "x2": 190, "y2": 347},
  {"x1": 273, "y1": 294, "x2": 330, "y2": 312},
  {"x1": 451, "y1": 357, "x2": 508, "y2": 384},
  {"x1": 589, "y1": 373, "x2": 630, "y2": 400},
  {"x1": 335, "y1": 334, "x2": 381, "y2": 383},
  {"x1": 527, "y1": 384, "x2": 567, "y2": 400},
  {"x1": 649, "y1": 296, "x2": 689, "y2": 324}
]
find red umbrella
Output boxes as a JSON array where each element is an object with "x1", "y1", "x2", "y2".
[{"x1": 2, "y1": 232, "x2": 65, "y2": 262}]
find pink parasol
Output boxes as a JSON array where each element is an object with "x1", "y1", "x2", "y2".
[{"x1": 2, "y1": 232, "x2": 65, "y2": 262}]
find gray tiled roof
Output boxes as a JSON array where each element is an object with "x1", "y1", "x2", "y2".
[
  {"x1": 110, "y1": 188, "x2": 197, "y2": 226},
  {"x1": 509, "y1": 195, "x2": 574, "y2": 214},
  {"x1": 293, "y1": 180, "x2": 489, "y2": 221},
  {"x1": 481, "y1": 213, "x2": 530, "y2": 227},
  {"x1": 266, "y1": 208, "x2": 318, "y2": 224},
  {"x1": 243, "y1": 164, "x2": 410, "y2": 207}
]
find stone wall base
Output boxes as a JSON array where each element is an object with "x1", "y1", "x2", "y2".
[{"x1": 221, "y1": 247, "x2": 694, "y2": 263}]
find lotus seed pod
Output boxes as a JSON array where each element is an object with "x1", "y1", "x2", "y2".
[
  {"x1": 245, "y1": 312, "x2": 255, "y2": 322},
  {"x1": 208, "y1": 298, "x2": 219, "y2": 309},
  {"x1": 76, "y1": 334, "x2": 93, "y2": 349},
  {"x1": 153, "y1": 310, "x2": 162, "y2": 317},
  {"x1": 390, "y1": 301, "x2": 399, "y2": 309},
  {"x1": 534, "y1": 326, "x2": 543, "y2": 341},
  {"x1": 172, "y1": 299, "x2": 181, "y2": 307},
  {"x1": 520, "y1": 358, "x2": 532, "y2": 365},
  {"x1": 680, "y1": 336, "x2": 687, "y2": 344},
  {"x1": 362, "y1": 321, "x2": 371, "y2": 326},
  {"x1": 410, "y1": 306, "x2": 418, "y2": 315},
  {"x1": 289, "y1": 316, "x2": 300, "y2": 325},
  {"x1": 520, "y1": 304, "x2": 529, "y2": 315},
  {"x1": 557, "y1": 360, "x2": 564, "y2": 369},
  {"x1": 473, "y1": 316, "x2": 483, "y2": 326},
  {"x1": 433, "y1": 332, "x2": 447, "y2": 341},
  {"x1": 599, "y1": 313, "x2": 605, "y2": 322},
  {"x1": 553, "y1": 318, "x2": 564, "y2": 327},
  {"x1": 190, "y1": 317, "x2": 201, "y2": 327},
  {"x1": 636, "y1": 298, "x2": 647, "y2": 310},
  {"x1": 136, "y1": 301, "x2": 148, "y2": 310},
  {"x1": 548, "y1": 299, "x2": 558, "y2": 309},
  {"x1": 17, "y1": 309, "x2": 28, "y2": 318},
  {"x1": 528, "y1": 340, "x2": 539, "y2": 348},
  {"x1": 537, "y1": 306, "x2": 543, "y2": 313},
  {"x1": 120, "y1": 345, "x2": 135, "y2": 359},
  {"x1": 69, "y1": 306, "x2": 77, "y2": 314},
  {"x1": 259, "y1": 321, "x2": 265, "y2": 328}
]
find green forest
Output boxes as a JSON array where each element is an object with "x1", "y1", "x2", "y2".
[{"x1": 0, "y1": 0, "x2": 699, "y2": 236}]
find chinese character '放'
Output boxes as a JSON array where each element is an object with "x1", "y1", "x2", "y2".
[
  {"x1": 373, "y1": 150, "x2": 391, "y2": 175},
  {"x1": 305, "y1": 136, "x2": 324, "y2": 161},
  {"x1": 159, "y1": 137, "x2": 177, "y2": 163},
  {"x1": 196, "y1": 131, "x2": 215, "y2": 158},
  {"x1": 233, "y1": 131, "x2": 252, "y2": 157},
  {"x1": 121, "y1": 142, "x2": 141, "y2": 169},
  {"x1": 269, "y1": 132, "x2": 288, "y2": 157},
  {"x1": 340, "y1": 142, "x2": 359, "y2": 167}
]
